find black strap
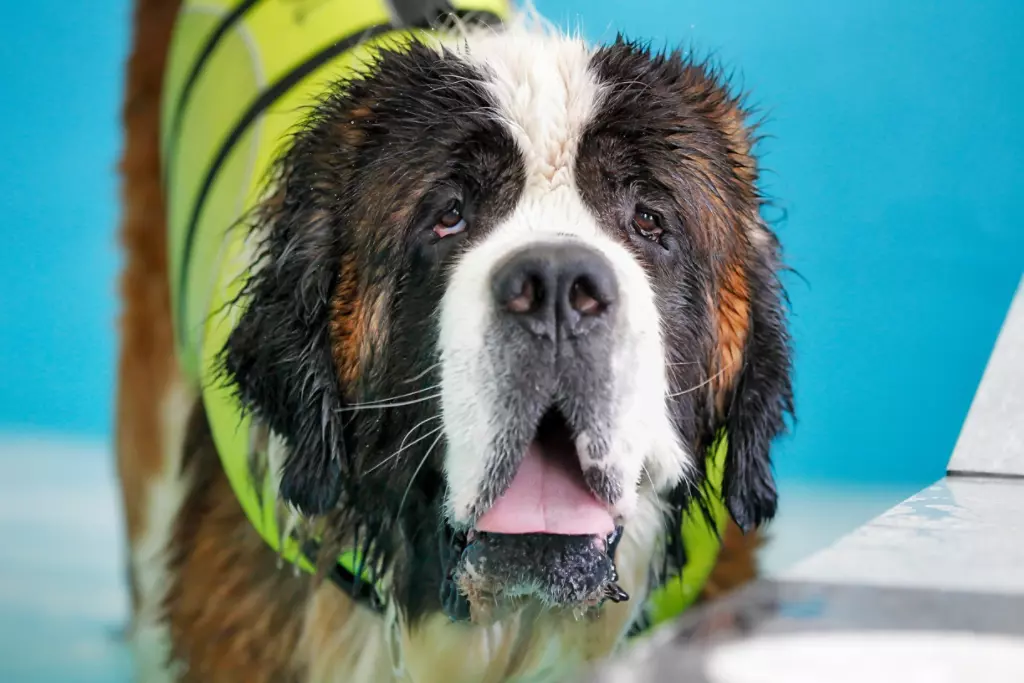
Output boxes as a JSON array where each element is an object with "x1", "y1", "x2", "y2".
[
  {"x1": 387, "y1": 0, "x2": 502, "y2": 29},
  {"x1": 162, "y1": 0, "x2": 265, "y2": 190},
  {"x1": 388, "y1": 0, "x2": 454, "y2": 26},
  {"x1": 302, "y1": 539, "x2": 387, "y2": 612}
]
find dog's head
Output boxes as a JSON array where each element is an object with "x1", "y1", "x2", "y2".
[{"x1": 222, "y1": 22, "x2": 792, "y2": 630}]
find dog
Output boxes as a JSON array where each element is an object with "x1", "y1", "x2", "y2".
[{"x1": 115, "y1": 0, "x2": 793, "y2": 681}]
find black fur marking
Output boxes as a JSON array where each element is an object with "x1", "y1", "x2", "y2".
[
  {"x1": 218, "y1": 41, "x2": 525, "y2": 613},
  {"x1": 721, "y1": 233, "x2": 793, "y2": 530},
  {"x1": 581, "y1": 38, "x2": 793, "y2": 552},
  {"x1": 603, "y1": 582, "x2": 629, "y2": 603},
  {"x1": 606, "y1": 525, "x2": 625, "y2": 560}
]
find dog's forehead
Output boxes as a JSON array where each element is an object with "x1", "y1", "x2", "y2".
[
  {"x1": 342, "y1": 31, "x2": 707, "y2": 206},
  {"x1": 453, "y1": 30, "x2": 602, "y2": 191}
]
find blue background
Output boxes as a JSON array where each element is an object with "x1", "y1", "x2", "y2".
[
  {"x1": 1, "y1": 0, "x2": 1021, "y2": 490},
  {"x1": 0, "y1": 2, "x2": 1021, "y2": 681}
]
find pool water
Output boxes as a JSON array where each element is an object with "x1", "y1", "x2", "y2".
[
  {"x1": 0, "y1": 437, "x2": 916, "y2": 683},
  {"x1": 0, "y1": 439, "x2": 131, "y2": 683}
]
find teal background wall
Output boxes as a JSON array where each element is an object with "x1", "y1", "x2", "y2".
[
  {"x1": 0, "y1": 1, "x2": 128, "y2": 436},
  {"x1": 1, "y1": 0, "x2": 1021, "y2": 490}
]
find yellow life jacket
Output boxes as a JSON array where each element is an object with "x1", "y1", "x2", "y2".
[{"x1": 161, "y1": 0, "x2": 728, "y2": 631}]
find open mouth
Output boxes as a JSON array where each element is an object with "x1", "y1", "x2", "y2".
[
  {"x1": 442, "y1": 408, "x2": 628, "y2": 623},
  {"x1": 475, "y1": 407, "x2": 616, "y2": 537}
]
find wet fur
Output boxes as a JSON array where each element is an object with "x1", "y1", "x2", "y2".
[{"x1": 116, "y1": 1, "x2": 790, "y2": 681}]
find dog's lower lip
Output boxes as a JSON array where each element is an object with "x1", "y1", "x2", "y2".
[
  {"x1": 450, "y1": 530, "x2": 629, "y2": 616},
  {"x1": 460, "y1": 527, "x2": 624, "y2": 565}
]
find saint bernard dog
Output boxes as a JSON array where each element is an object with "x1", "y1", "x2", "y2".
[{"x1": 115, "y1": 0, "x2": 793, "y2": 681}]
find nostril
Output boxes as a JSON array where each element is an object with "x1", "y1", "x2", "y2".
[
  {"x1": 491, "y1": 243, "x2": 617, "y2": 340},
  {"x1": 569, "y1": 276, "x2": 605, "y2": 317},
  {"x1": 506, "y1": 274, "x2": 543, "y2": 315}
]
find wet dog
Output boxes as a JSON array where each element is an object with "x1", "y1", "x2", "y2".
[{"x1": 116, "y1": 1, "x2": 793, "y2": 681}]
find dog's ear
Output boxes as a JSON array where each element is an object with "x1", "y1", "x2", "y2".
[
  {"x1": 590, "y1": 41, "x2": 793, "y2": 533},
  {"x1": 680, "y1": 59, "x2": 794, "y2": 532},
  {"x1": 713, "y1": 224, "x2": 793, "y2": 532},
  {"x1": 220, "y1": 133, "x2": 353, "y2": 516}
]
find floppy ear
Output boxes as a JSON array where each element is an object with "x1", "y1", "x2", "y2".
[
  {"x1": 713, "y1": 224, "x2": 793, "y2": 532},
  {"x1": 220, "y1": 147, "x2": 352, "y2": 516},
  {"x1": 671, "y1": 56, "x2": 796, "y2": 533},
  {"x1": 589, "y1": 41, "x2": 793, "y2": 532}
]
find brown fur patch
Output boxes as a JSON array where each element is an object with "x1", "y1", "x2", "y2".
[
  {"x1": 115, "y1": 0, "x2": 182, "y2": 570},
  {"x1": 699, "y1": 521, "x2": 763, "y2": 602},
  {"x1": 714, "y1": 96, "x2": 759, "y2": 186},
  {"x1": 165, "y1": 404, "x2": 311, "y2": 683},
  {"x1": 712, "y1": 263, "x2": 752, "y2": 412},
  {"x1": 337, "y1": 104, "x2": 375, "y2": 147},
  {"x1": 329, "y1": 251, "x2": 391, "y2": 391},
  {"x1": 663, "y1": 65, "x2": 762, "y2": 417},
  {"x1": 330, "y1": 253, "x2": 366, "y2": 387},
  {"x1": 301, "y1": 585, "x2": 393, "y2": 682},
  {"x1": 657, "y1": 68, "x2": 761, "y2": 418}
]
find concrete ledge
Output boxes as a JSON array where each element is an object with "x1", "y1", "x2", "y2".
[
  {"x1": 947, "y1": 275, "x2": 1024, "y2": 477},
  {"x1": 582, "y1": 580, "x2": 1024, "y2": 683},
  {"x1": 784, "y1": 476, "x2": 1024, "y2": 594}
]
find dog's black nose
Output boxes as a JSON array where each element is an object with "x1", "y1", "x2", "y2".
[{"x1": 491, "y1": 243, "x2": 617, "y2": 340}]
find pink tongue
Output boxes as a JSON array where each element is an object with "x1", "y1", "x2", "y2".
[{"x1": 475, "y1": 442, "x2": 615, "y2": 536}]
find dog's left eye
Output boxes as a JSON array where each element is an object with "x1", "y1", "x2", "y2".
[
  {"x1": 433, "y1": 201, "x2": 467, "y2": 238},
  {"x1": 631, "y1": 208, "x2": 663, "y2": 242}
]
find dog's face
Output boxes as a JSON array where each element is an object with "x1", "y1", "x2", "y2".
[{"x1": 223, "y1": 25, "x2": 791, "y2": 627}]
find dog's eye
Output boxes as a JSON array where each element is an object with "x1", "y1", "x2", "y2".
[
  {"x1": 434, "y1": 201, "x2": 467, "y2": 238},
  {"x1": 631, "y1": 208, "x2": 663, "y2": 242}
]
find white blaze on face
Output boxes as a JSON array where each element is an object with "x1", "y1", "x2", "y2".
[{"x1": 437, "y1": 24, "x2": 692, "y2": 528}]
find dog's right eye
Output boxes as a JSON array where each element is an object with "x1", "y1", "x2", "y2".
[{"x1": 434, "y1": 201, "x2": 467, "y2": 238}]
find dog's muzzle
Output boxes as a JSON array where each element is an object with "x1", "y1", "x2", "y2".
[{"x1": 439, "y1": 242, "x2": 634, "y2": 622}]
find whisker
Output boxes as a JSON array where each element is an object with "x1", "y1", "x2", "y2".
[
  {"x1": 665, "y1": 361, "x2": 700, "y2": 367},
  {"x1": 665, "y1": 359, "x2": 739, "y2": 400},
  {"x1": 400, "y1": 361, "x2": 442, "y2": 385},
  {"x1": 640, "y1": 463, "x2": 656, "y2": 490},
  {"x1": 339, "y1": 392, "x2": 442, "y2": 413},
  {"x1": 365, "y1": 419, "x2": 444, "y2": 475},
  {"x1": 396, "y1": 430, "x2": 445, "y2": 520},
  {"x1": 343, "y1": 385, "x2": 441, "y2": 409}
]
